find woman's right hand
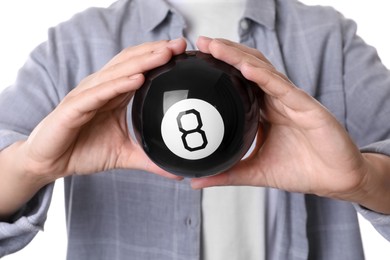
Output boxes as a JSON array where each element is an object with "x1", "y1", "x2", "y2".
[
  {"x1": 27, "y1": 39, "x2": 187, "y2": 180},
  {"x1": 0, "y1": 39, "x2": 186, "y2": 219}
]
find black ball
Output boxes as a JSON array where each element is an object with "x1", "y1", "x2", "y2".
[{"x1": 132, "y1": 51, "x2": 259, "y2": 178}]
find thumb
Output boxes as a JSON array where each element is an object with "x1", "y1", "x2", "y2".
[
  {"x1": 190, "y1": 159, "x2": 264, "y2": 189},
  {"x1": 191, "y1": 128, "x2": 267, "y2": 189},
  {"x1": 127, "y1": 144, "x2": 184, "y2": 181}
]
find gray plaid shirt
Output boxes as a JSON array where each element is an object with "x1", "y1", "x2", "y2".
[{"x1": 1, "y1": 0, "x2": 390, "y2": 259}]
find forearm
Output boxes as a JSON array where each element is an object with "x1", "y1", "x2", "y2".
[
  {"x1": 353, "y1": 153, "x2": 390, "y2": 215},
  {"x1": 0, "y1": 141, "x2": 53, "y2": 221}
]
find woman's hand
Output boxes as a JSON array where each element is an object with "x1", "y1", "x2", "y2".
[
  {"x1": 0, "y1": 39, "x2": 188, "y2": 219},
  {"x1": 24, "y1": 38, "x2": 187, "y2": 182},
  {"x1": 191, "y1": 37, "x2": 390, "y2": 214}
]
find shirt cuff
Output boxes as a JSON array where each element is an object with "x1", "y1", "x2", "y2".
[
  {"x1": 360, "y1": 139, "x2": 390, "y2": 156},
  {"x1": 0, "y1": 130, "x2": 28, "y2": 150},
  {"x1": 0, "y1": 183, "x2": 54, "y2": 257},
  {"x1": 355, "y1": 139, "x2": 390, "y2": 241},
  {"x1": 354, "y1": 203, "x2": 390, "y2": 241}
]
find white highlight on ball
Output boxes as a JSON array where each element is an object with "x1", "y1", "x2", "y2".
[{"x1": 161, "y1": 98, "x2": 224, "y2": 160}]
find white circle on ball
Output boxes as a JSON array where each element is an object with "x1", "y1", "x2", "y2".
[{"x1": 161, "y1": 98, "x2": 224, "y2": 160}]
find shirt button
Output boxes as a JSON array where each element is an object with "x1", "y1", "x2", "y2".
[
  {"x1": 240, "y1": 19, "x2": 250, "y2": 31},
  {"x1": 185, "y1": 216, "x2": 199, "y2": 229},
  {"x1": 185, "y1": 217, "x2": 193, "y2": 227}
]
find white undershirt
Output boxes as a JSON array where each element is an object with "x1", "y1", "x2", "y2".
[
  {"x1": 167, "y1": 0, "x2": 243, "y2": 42},
  {"x1": 166, "y1": 1, "x2": 266, "y2": 259}
]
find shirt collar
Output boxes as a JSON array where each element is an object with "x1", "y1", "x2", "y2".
[
  {"x1": 244, "y1": 0, "x2": 276, "y2": 30},
  {"x1": 137, "y1": 0, "x2": 276, "y2": 32},
  {"x1": 138, "y1": 0, "x2": 172, "y2": 32}
]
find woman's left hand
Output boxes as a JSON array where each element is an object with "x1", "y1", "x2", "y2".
[{"x1": 191, "y1": 37, "x2": 379, "y2": 209}]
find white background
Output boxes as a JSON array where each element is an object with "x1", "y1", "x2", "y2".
[{"x1": 1, "y1": 0, "x2": 390, "y2": 259}]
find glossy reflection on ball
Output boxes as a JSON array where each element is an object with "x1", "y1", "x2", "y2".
[{"x1": 132, "y1": 51, "x2": 260, "y2": 178}]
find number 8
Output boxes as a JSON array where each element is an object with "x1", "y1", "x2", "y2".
[{"x1": 176, "y1": 109, "x2": 208, "y2": 152}]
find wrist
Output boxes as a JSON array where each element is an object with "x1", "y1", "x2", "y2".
[
  {"x1": 18, "y1": 140, "x2": 57, "y2": 186},
  {"x1": 0, "y1": 141, "x2": 55, "y2": 220},
  {"x1": 352, "y1": 153, "x2": 390, "y2": 215}
]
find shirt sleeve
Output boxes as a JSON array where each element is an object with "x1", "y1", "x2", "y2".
[
  {"x1": 341, "y1": 17, "x2": 390, "y2": 239},
  {"x1": 354, "y1": 203, "x2": 390, "y2": 241},
  {"x1": 342, "y1": 18, "x2": 390, "y2": 149},
  {"x1": 352, "y1": 140, "x2": 390, "y2": 241},
  {"x1": 0, "y1": 30, "x2": 62, "y2": 256},
  {"x1": 0, "y1": 183, "x2": 54, "y2": 257}
]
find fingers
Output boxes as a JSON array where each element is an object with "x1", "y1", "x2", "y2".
[
  {"x1": 196, "y1": 36, "x2": 327, "y2": 126},
  {"x1": 25, "y1": 39, "x2": 188, "y2": 182},
  {"x1": 103, "y1": 38, "x2": 187, "y2": 69},
  {"x1": 120, "y1": 142, "x2": 184, "y2": 181},
  {"x1": 190, "y1": 160, "x2": 264, "y2": 189},
  {"x1": 56, "y1": 74, "x2": 144, "y2": 127},
  {"x1": 196, "y1": 36, "x2": 292, "y2": 95},
  {"x1": 60, "y1": 38, "x2": 187, "y2": 126},
  {"x1": 76, "y1": 38, "x2": 187, "y2": 93},
  {"x1": 197, "y1": 36, "x2": 272, "y2": 68},
  {"x1": 190, "y1": 129, "x2": 268, "y2": 189}
]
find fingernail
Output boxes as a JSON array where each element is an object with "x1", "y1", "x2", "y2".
[
  {"x1": 213, "y1": 38, "x2": 226, "y2": 45},
  {"x1": 198, "y1": 35, "x2": 212, "y2": 41},
  {"x1": 128, "y1": 74, "x2": 142, "y2": 80},
  {"x1": 168, "y1": 38, "x2": 184, "y2": 47},
  {"x1": 153, "y1": 47, "x2": 168, "y2": 55},
  {"x1": 190, "y1": 179, "x2": 203, "y2": 190}
]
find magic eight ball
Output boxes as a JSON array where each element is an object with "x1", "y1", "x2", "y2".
[{"x1": 132, "y1": 51, "x2": 260, "y2": 178}]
